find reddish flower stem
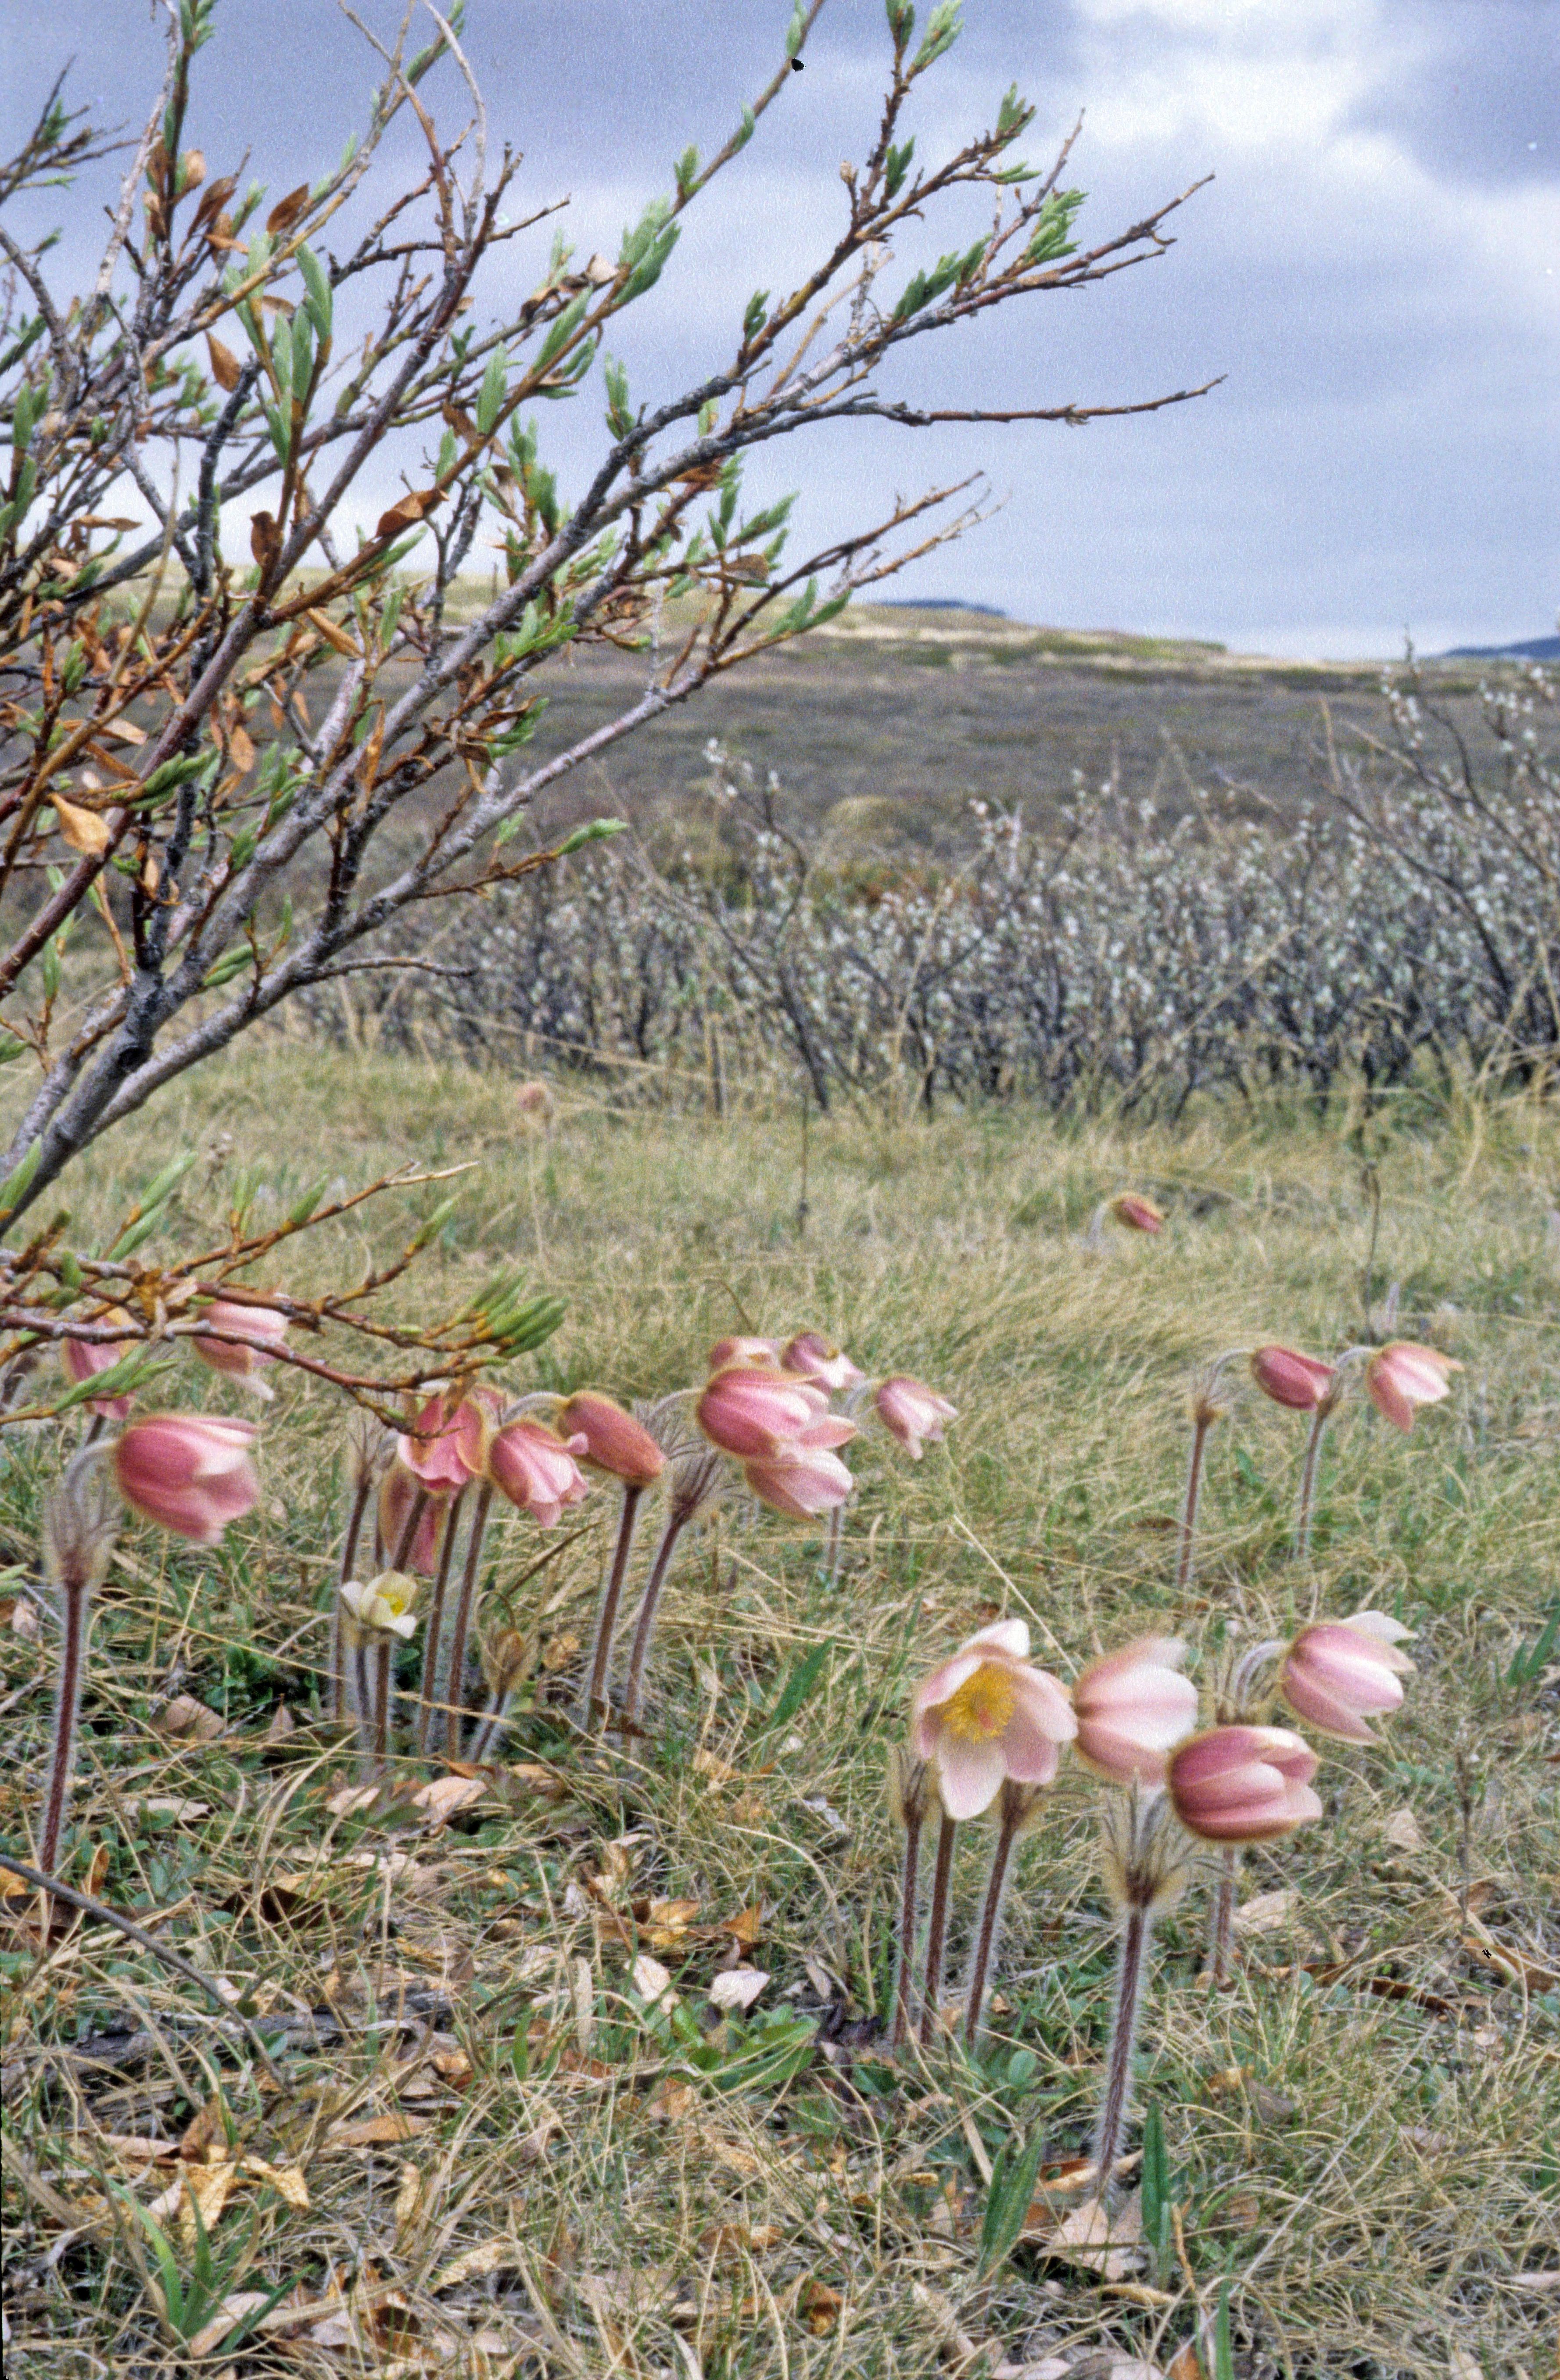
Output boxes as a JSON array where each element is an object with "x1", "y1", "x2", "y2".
[
  {"x1": 1176, "y1": 1415, "x2": 1211, "y2": 1593},
  {"x1": 581, "y1": 1482, "x2": 644, "y2": 1727},
  {"x1": 964, "y1": 1785, "x2": 1024, "y2": 2050},
  {"x1": 1293, "y1": 1406, "x2": 1332, "y2": 1559},
  {"x1": 1208, "y1": 1845, "x2": 1242, "y2": 1987},
  {"x1": 331, "y1": 1467, "x2": 375, "y2": 1724},
  {"x1": 918, "y1": 1813, "x2": 958, "y2": 2046},
  {"x1": 414, "y1": 1487, "x2": 462, "y2": 1754},
  {"x1": 890, "y1": 1800, "x2": 924, "y2": 2052},
  {"x1": 1093, "y1": 1889, "x2": 1155, "y2": 2191},
  {"x1": 39, "y1": 1583, "x2": 90, "y2": 1877},
  {"x1": 620, "y1": 1506, "x2": 692, "y2": 1730},
  {"x1": 372, "y1": 1639, "x2": 393, "y2": 1773},
  {"x1": 441, "y1": 1481, "x2": 496, "y2": 1763}
]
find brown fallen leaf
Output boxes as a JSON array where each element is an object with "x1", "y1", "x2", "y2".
[
  {"x1": 433, "y1": 2237, "x2": 518, "y2": 2291},
  {"x1": 1232, "y1": 1887, "x2": 1299, "y2": 1937},
  {"x1": 327, "y1": 2112, "x2": 428, "y2": 2148},
  {"x1": 1463, "y1": 1936, "x2": 1560, "y2": 1993},
  {"x1": 6, "y1": 1595, "x2": 41, "y2": 1640},
  {"x1": 797, "y1": 2276, "x2": 843, "y2": 2334},
  {"x1": 186, "y1": 2290, "x2": 273, "y2": 2359},
  {"x1": 242, "y1": 2155, "x2": 309, "y2": 2210},
  {"x1": 1383, "y1": 1806, "x2": 1425, "y2": 1855},
  {"x1": 708, "y1": 1966, "x2": 770, "y2": 2014},
  {"x1": 154, "y1": 1694, "x2": 225, "y2": 1743},
  {"x1": 630, "y1": 1952, "x2": 678, "y2": 2009},
  {"x1": 717, "y1": 1904, "x2": 763, "y2": 1948},
  {"x1": 1022, "y1": 2190, "x2": 1144, "y2": 2281},
  {"x1": 1166, "y1": 2344, "x2": 1210, "y2": 2380},
  {"x1": 179, "y1": 2093, "x2": 231, "y2": 2163}
]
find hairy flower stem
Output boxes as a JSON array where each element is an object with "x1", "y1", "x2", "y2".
[
  {"x1": 1093, "y1": 1892, "x2": 1155, "y2": 2192},
  {"x1": 1293, "y1": 1405, "x2": 1333, "y2": 1559},
  {"x1": 964, "y1": 1785, "x2": 1027, "y2": 2050},
  {"x1": 441, "y1": 1482, "x2": 496, "y2": 1763},
  {"x1": 466, "y1": 1690, "x2": 516, "y2": 1765},
  {"x1": 620, "y1": 1506, "x2": 693, "y2": 1731},
  {"x1": 345, "y1": 1626, "x2": 374, "y2": 1769},
  {"x1": 1208, "y1": 1846, "x2": 1242, "y2": 1987},
  {"x1": 1177, "y1": 1415, "x2": 1211, "y2": 1594},
  {"x1": 330, "y1": 1467, "x2": 376, "y2": 1724},
  {"x1": 39, "y1": 1581, "x2": 91, "y2": 1877},
  {"x1": 822, "y1": 1501, "x2": 844, "y2": 1584},
  {"x1": 372, "y1": 1639, "x2": 393, "y2": 1773},
  {"x1": 414, "y1": 1488, "x2": 463, "y2": 1754},
  {"x1": 580, "y1": 1483, "x2": 644, "y2": 1728},
  {"x1": 919, "y1": 1814, "x2": 959, "y2": 2047},
  {"x1": 890, "y1": 1801, "x2": 925, "y2": 2052}
]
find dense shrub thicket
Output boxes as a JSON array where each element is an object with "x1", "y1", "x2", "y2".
[{"x1": 306, "y1": 665, "x2": 1559, "y2": 1115}]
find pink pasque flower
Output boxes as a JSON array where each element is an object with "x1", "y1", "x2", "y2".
[
  {"x1": 1168, "y1": 1725, "x2": 1323, "y2": 1844},
  {"x1": 61, "y1": 1306, "x2": 137, "y2": 1420},
  {"x1": 1280, "y1": 1610, "x2": 1414, "y2": 1743},
  {"x1": 697, "y1": 1366, "x2": 851, "y2": 1462},
  {"x1": 488, "y1": 1419, "x2": 589, "y2": 1526},
  {"x1": 707, "y1": 1335, "x2": 784, "y2": 1372},
  {"x1": 1249, "y1": 1344, "x2": 1337, "y2": 1411},
  {"x1": 875, "y1": 1376, "x2": 958, "y2": 1461},
  {"x1": 911, "y1": 1620, "x2": 1077, "y2": 1820},
  {"x1": 192, "y1": 1298, "x2": 288, "y2": 1393},
  {"x1": 378, "y1": 1459, "x2": 447, "y2": 1574},
  {"x1": 1072, "y1": 1636, "x2": 1200, "y2": 1787},
  {"x1": 743, "y1": 1422, "x2": 854, "y2": 1519},
  {"x1": 112, "y1": 1413, "x2": 259, "y2": 1545},
  {"x1": 781, "y1": 1332, "x2": 864, "y2": 1392},
  {"x1": 1110, "y1": 1193, "x2": 1164, "y2": 1233},
  {"x1": 396, "y1": 1391, "x2": 485, "y2": 1491},
  {"x1": 1364, "y1": 1341, "x2": 1460, "y2": 1432},
  {"x1": 556, "y1": 1391, "x2": 665, "y2": 1489}
]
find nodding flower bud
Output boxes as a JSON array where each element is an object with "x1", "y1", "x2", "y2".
[
  {"x1": 112, "y1": 1413, "x2": 260, "y2": 1545},
  {"x1": 1364, "y1": 1341, "x2": 1460, "y2": 1433},
  {"x1": 339, "y1": 1571, "x2": 420, "y2": 1641},
  {"x1": 742, "y1": 1433, "x2": 854, "y2": 1519},
  {"x1": 43, "y1": 1447, "x2": 119, "y2": 1595},
  {"x1": 911, "y1": 1619, "x2": 1077, "y2": 1820},
  {"x1": 488, "y1": 1419, "x2": 589, "y2": 1526},
  {"x1": 378, "y1": 1459, "x2": 446, "y2": 1573},
  {"x1": 1072, "y1": 1636, "x2": 1199, "y2": 1787},
  {"x1": 667, "y1": 1443, "x2": 727, "y2": 1527},
  {"x1": 191, "y1": 1297, "x2": 288, "y2": 1395},
  {"x1": 1167, "y1": 1725, "x2": 1323, "y2": 1844},
  {"x1": 60, "y1": 1307, "x2": 137, "y2": 1421},
  {"x1": 1279, "y1": 1610, "x2": 1413, "y2": 1743},
  {"x1": 1110, "y1": 1193, "x2": 1164, "y2": 1233},
  {"x1": 889, "y1": 1745, "x2": 938, "y2": 1834},
  {"x1": 480, "y1": 1626, "x2": 534, "y2": 1698},
  {"x1": 781, "y1": 1332, "x2": 864, "y2": 1392},
  {"x1": 396, "y1": 1391, "x2": 485, "y2": 1491},
  {"x1": 707, "y1": 1335, "x2": 784, "y2": 1372},
  {"x1": 515, "y1": 1079, "x2": 553, "y2": 1125},
  {"x1": 875, "y1": 1376, "x2": 958, "y2": 1460},
  {"x1": 697, "y1": 1366, "x2": 846, "y2": 1462},
  {"x1": 1249, "y1": 1344, "x2": 1338, "y2": 1412},
  {"x1": 556, "y1": 1392, "x2": 665, "y2": 1489}
]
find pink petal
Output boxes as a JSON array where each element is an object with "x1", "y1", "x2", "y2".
[
  {"x1": 934, "y1": 1734, "x2": 1007, "y2": 1820},
  {"x1": 972, "y1": 1618, "x2": 1031, "y2": 1661},
  {"x1": 1008, "y1": 1663, "x2": 1078, "y2": 1743}
]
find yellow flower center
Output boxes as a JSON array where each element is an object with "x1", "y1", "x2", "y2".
[{"x1": 942, "y1": 1663, "x2": 1016, "y2": 1742}]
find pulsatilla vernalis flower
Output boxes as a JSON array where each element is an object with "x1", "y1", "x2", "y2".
[
  {"x1": 61, "y1": 1306, "x2": 137, "y2": 1419},
  {"x1": 488, "y1": 1418, "x2": 589, "y2": 1525},
  {"x1": 875, "y1": 1375, "x2": 958, "y2": 1460},
  {"x1": 697, "y1": 1366, "x2": 853, "y2": 1462},
  {"x1": 1072, "y1": 1636, "x2": 1200, "y2": 1787},
  {"x1": 378, "y1": 1459, "x2": 446, "y2": 1572},
  {"x1": 192, "y1": 1297, "x2": 288, "y2": 1392},
  {"x1": 340, "y1": 1571, "x2": 420, "y2": 1640},
  {"x1": 706, "y1": 1335, "x2": 784, "y2": 1371},
  {"x1": 1168, "y1": 1725, "x2": 1322, "y2": 1844},
  {"x1": 1364, "y1": 1341, "x2": 1460, "y2": 1432},
  {"x1": 1249, "y1": 1344, "x2": 1337, "y2": 1411},
  {"x1": 911, "y1": 1619, "x2": 1077, "y2": 1820},
  {"x1": 781, "y1": 1331, "x2": 864, "y2": 1392},
  {"x1": 1280, "y1": 1610, "x2": 1413, "y2": 1743},
  {"x1": 112, "y1": 1413, "x2": 260, "y2": 1545},
  {"x1": 1110, "y1": 1193, "x2": 1164, "y2": 1233},
  {"x1": 556, "y1": 1391, "x2": 665, "y2": 1489},
  {"x1": 396, "y1": 1391, "x2": 485, "y2": 1491},
  {"x1": 743, "y1": 1432, "x2": 854, "y2": 1519}
]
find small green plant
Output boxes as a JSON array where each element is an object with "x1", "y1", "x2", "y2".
[
  {"x1": 977, "y1": 2126, "x2": 1047, "y2": 2278},
  {"x1": 116, "y1": 2186, "x2": 289, "y2": 2353}
]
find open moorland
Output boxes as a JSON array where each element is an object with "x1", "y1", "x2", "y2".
[{"x1": 2, "y1": 1041, "x2": 1557, "y2": 2380}]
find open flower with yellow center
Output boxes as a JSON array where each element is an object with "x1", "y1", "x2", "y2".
[
  {"x1": 910, "y1": 1620, "x2": 1076, "y2": 1819},
  {"x1": 339, "y1": 1571, "x2": 421, "y2": 1642}
]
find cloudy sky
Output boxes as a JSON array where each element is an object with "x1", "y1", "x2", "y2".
[{"x1": 10, "y1": 0, "x2": 1558, "y2": 656}]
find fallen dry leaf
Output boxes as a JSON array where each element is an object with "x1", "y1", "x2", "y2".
[
  {"x1": 1233, "y1": 1886, "x2": 1299, "y2": 1937},
  {"x1": 1383, "y1": 1806, "x2": 1425, "y2": 1854},
  {"x1": 433, "y1": 2237, "x2": 518, "y2": 2291},
  {"x1": 797, "y1": 2276, "x2": 843, "y2": 2333},
  {"x1": 1022, "y1": 2190, "x2": 1144, "y2": 2281},
  {"x1": 393, "y1": 2162, "x2": 425, "y2": 2246},
  {"x1": 242, "y1": 2155, "x2": 309, "y2": 2210},
  {"x1": 718, "y1": 1904, "x2": 763, "y2": 1948},
  {"x1": 186, "y1": 2290, "x2": 272, "y2": 2359},
  {"x1": 153, "y1": 1694, "x2": 225, "y2": 1742},
  {"x1": 324, "y1": 1782, "x2": 383, "y2": 1818},
  {"x1": 709, "y1": 1966, "x2": 770, "y2": 2014},
  {"x1": 411, "y1": 1774, "x2": 487, "y2": 1822},
  {"x1": 1463, "y1": 1936, "x2": 1559, "y2": 1993},
  {"x1": 631, "y1": 1953, "x2": 678, "y2": 2008},
  {"x1": 1166, "y1": 2344, "x2": 1210, "y2": 2380},
  {"x1": 7, "y1": 1596, "x2": 40, "y2": 1640},
  {"x1": 327, "y1": 2112, "x2": 428, "y2": 2148}
]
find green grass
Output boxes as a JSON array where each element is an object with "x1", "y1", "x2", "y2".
[{"x1": 2, "y1": 1045, "x2": 1557, "y2": 2379}]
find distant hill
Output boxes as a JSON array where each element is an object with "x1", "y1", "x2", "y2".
[
  {"x1": 1442, "y1": 634, "x2": 1559, "y2": 661},
  {"x1": 877, "y1": 597, "x2": 1009, "y2": 617}
]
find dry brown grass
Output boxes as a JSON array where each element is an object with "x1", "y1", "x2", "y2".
[{"x1": 2, "y1": 1044, "x2": 1557, "y2": 2380}]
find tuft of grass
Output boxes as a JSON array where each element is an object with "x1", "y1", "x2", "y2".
[{"x1": 2, "y1": 1043, "x2": 1556, "y2": 2379}]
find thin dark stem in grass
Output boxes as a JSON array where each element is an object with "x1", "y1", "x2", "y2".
[
  {"x1": 372, "y1": 1638, "x2": 393, "y2": 1772},
  {"x1": 964, "y1": 1783, "x2": 1030, "y2": 2050},
  {"x1": 1093, "y1": 1894, "x2": 1152, "y2": 2190},
  {"x1": 39, "y1": 1581, "x2": 90, "y2": 1876},
  {"x1": 1294, "y1": 1405, "x2": 1332, "y2": 1559},
  {"x1": 1207, "y1": 1846, "x2": 1241, "y2": 1987},
  {"x1": 581, "y1": 1481, "x2": 644, "y2": 1726},
  {"x1": 442, "y1": 1480, "x2": 495, "y2": 1762},
  {"x1": 620, "y1": 1506, "x2": 692, "y2": 1729},
  {"x1": 415, "y1": 1486, "x2": 462, "y2": 1753},
  {"x1": 331, "y1": 1467, "x2": 375, "y2": 1722},
  {"x1": 891, "y1": 1799, "x2": 924, "y2": 2052},
  {"x1": 919, "y1": 1812, "x2": 958, "y2": 2046},
  {"x1": 1177, "y1": 1415, "x2": 1211, "y2": 1594}
]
